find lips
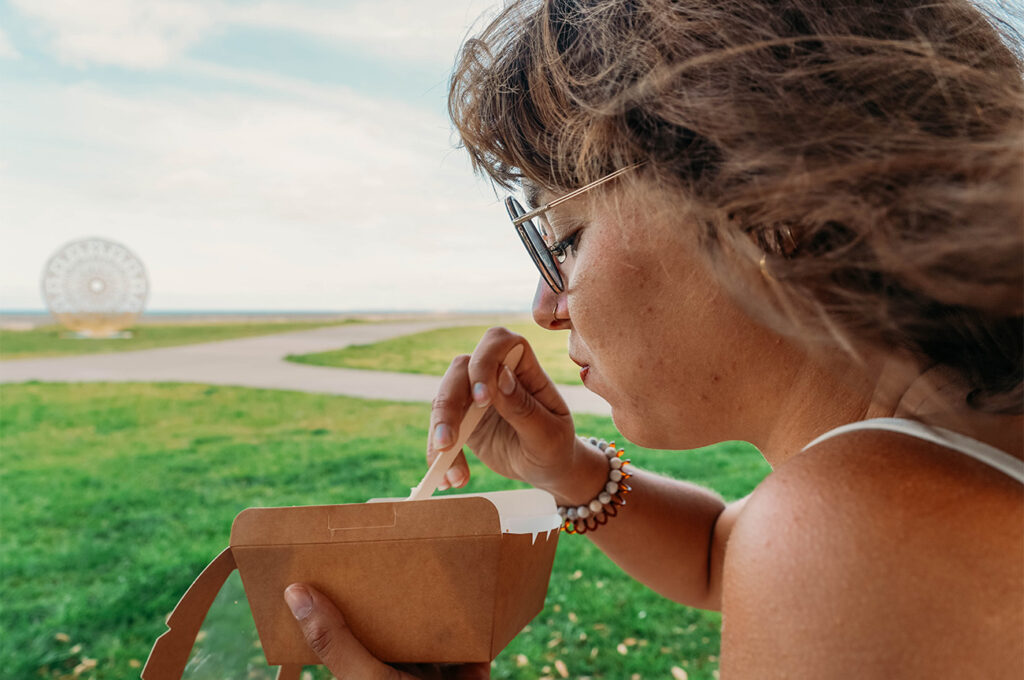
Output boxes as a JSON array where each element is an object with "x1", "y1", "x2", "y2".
[{"x1": 569, "y1": 354, "x2": 591, "y2": 382}]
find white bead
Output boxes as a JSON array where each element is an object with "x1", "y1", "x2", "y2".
[
  {"x1": 609, "y1": 457, "x2": 623, "y2": 469},
  {"x1": 605, "y1": 481, "x2": 619, "y2": 495},
  {"x1": 588, "y1": 437, "x2": 598, "y2": 446},
  {"x1": 609, "y1": 469, "x2": 623, "y2": 482},
  {"x1": 558, "y1": 506, "x2": 567, "y2": 519},
  {"x1": 568, "y1": 507, "x2": 578, "y2": 520},
  {"x1": 577, "y1": 505, "x2": 590, "y2": 519},
  {"x1": 589, "y1": 499, "x2": 603, "y2": 514},
  {"x1": 597, "y1": 439, "x2": 607, "y2": 451},
  {"x1": 598, "y1": 491, "x2": 612, "y2": 504}
]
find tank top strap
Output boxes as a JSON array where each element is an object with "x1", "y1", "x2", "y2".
[{"x1": 802, "y1": 417, "x2": 1024, "y2": 484}]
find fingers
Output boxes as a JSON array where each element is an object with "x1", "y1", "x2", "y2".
[
  {"x1": 431, "y1": 449, "x2": 469, "y2": 491},
  {"x1": 466, "y1": 328, "x2": 570, "y2": 431},
  {"x1": 284, "y1": 583, "x2": 402, "y2": 680},
  {"x1": 428, "y1": 354, "x2": 476, "y2": 489}
]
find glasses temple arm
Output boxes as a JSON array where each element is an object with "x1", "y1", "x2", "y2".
[{"x1": 510, "y1": 163, "x2": 643, "y2": 226}]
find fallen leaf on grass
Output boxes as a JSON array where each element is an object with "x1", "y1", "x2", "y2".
[
  {"x1": 54, "y1": 633, "x2": 70, "y2": 643},
  {"x1": 516, "y1": 654, "x2": 529, "y2": 667},
  {"x1": 73, "y1": 658, "x2": 97, "y2": 676},
  {"x1": 671, "y1": 667, "x2": 689, "y2": 680},
  {"x1": 555, "y1": 659, "x2": 569, "y2": 678},
  {"x1": 617, "y1": 643, "x2": 629, "y2": 655}
]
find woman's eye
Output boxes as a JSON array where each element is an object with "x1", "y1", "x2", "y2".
[{"x1": 551, "y1": 231, "x2": 581, "y2": 262}]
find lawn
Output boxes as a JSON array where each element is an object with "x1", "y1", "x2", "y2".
[
  {"x1": 0, "y1": 383, "x2": 769, "y2": 679},
  {"x1": 0, "y1": 320, "x2": 359, "y2": 361},
  {"x1": 287, "y1": 323, "x2": 583, "y2": 385}
]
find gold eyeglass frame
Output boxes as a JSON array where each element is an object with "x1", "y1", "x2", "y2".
[{"x1": 505, "y1": 163, "x2": 643, "y2": 293}]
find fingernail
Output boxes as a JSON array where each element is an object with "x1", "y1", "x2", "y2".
[
  {"x1": 284, "y1": 584, "x2": 313, "y2": 620},
  {"x1": 472, "y1": 382, "x2": 490, "y2": 407},
  {"x1": 499, "y1": 366, "x2": 516, "y2": 395},
  {"x1": 433, "y1": 423, "x2": 453, "y2": 450},
  {"x1": 447, "y1": 469, "x2": 465, "y2": 488}
]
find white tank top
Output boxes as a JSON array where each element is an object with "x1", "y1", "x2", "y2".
[{"x1": 802, "y1": 417, "x2": 1024, "y2": 484}]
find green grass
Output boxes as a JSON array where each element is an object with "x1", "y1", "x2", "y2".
[
  {"x1": 0, "y1": 383, "x2": 769, "y2": 679},
  {"x1": 0, "y1": 320, "x2": 360, "y2": 360},
  {"x1": 288, "y1": 323, "x2": 583, "y2": 385}
]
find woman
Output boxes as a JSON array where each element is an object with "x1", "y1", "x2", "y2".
[{"x1": 283, "y1": 1, "x2": 1024, "y2": 677}]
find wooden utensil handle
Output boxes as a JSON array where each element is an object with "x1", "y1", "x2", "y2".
[{"x1": 407, "y1": 344, "x2": 525, "y2": 501}]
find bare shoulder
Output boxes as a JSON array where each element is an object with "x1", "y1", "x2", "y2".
[{"x1": 720, "y1": 429, "x2": 1023, "y2": 679}]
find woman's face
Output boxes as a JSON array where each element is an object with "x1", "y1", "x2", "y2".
[{"x1": 530, "y1": 187, "x2": 791, "y2": 450}]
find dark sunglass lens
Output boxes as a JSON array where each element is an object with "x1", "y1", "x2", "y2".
[{"x1": 506, "y1": 197, "x2": 563, "y2": 291}]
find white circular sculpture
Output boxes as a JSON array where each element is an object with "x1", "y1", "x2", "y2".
[{"x1": 41, "y1": 237, "x2": 149, "y2": 338}]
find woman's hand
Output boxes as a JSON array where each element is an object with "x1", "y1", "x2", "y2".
[
  {"x1": 284, "y1": 584, "x2": 490, "y2": 679},
  {"x1": 427, "y1": 326, "x2": 579, "y2": 496}
]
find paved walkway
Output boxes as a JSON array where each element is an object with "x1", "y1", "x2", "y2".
[{"x1": 0, "y1": 321, "x2": 612, "y2": 416}]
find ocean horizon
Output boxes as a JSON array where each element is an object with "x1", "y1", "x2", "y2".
[{"x1": 0, "y1": 308, "x2": 528, "y2": 316}]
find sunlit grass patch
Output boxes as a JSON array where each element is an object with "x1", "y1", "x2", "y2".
[{"x1": 288, "y1": 323, "x2": 582, "y2": 384}]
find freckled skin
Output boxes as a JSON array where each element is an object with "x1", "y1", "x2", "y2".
[{"x1": 537, "y1": 192, "x2": 791, "y2": 450}]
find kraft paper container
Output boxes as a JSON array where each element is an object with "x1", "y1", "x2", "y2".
[{"x1": 143, "y1": 488, "x2": 561, "y2": 677}]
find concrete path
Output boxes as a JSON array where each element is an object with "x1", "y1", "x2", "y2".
[{"x1": 0, "y1": 321, "x2": 612, "y2": 416}]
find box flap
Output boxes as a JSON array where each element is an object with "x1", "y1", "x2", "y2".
[
  {"x1": 230, "y1": 496, "x2": 501, "y2": 547},
  {"x1": 368, "y1": 488, "x2": 561, "y2": 536}
]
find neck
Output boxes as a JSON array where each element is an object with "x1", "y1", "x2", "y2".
[
  {"x1": 758, "y1": 356, "x2": 1023, "y2": 467},
  {"x1": 756, "y1": 354, "x2": 877, "y2": 468}
]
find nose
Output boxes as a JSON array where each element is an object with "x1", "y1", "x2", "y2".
[{"x1": 531, "y1": 278, "x2": 570, "y2": 330}]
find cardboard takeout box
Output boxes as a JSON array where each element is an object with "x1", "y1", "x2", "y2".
[{"x1": 143, "y1": 488, "x2": 561, "y2": 678}]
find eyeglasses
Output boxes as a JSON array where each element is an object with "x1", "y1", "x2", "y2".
[{"x1": 505, "y1": 164, "x2": 641, "y2": 293}]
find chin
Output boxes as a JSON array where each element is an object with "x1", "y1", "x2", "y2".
[
  {"x1": 610, "y1": 409, "x2": 666, "y2": 449},
  {"x1": 611, "y1": 407, "x2": 719, "y2": 451}
]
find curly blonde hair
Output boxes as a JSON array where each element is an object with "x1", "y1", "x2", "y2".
[{"x1": 449, "y1": 0, "x2": 1024, "y2": 414}]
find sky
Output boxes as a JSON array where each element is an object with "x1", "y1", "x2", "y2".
[
  {"x1": 0, "y1": 0, "x2": 536, "y2": 312},
  {"x1": 1, "y1": 1, "x2": 1020, "y2": 313}
]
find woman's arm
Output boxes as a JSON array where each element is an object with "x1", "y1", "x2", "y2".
[{"x1": 548, "y1": 437, "x2": 746, "y2": 611}]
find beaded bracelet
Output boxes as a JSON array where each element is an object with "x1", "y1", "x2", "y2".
[{"x1": 557, "y1": 436, "x2": 633, "y2": 535}]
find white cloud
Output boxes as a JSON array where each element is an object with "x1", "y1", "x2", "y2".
[
  {"x1": 10, "y1": 0, "x2": 211, "y2": 68},
  {"x1": 10, "y1": 0, "x2": 501, "y2": 69},
  {"x1": 0, "y1": 73, "x2": 537, "y2": 311},
  {"x1": 0, "y1": 27, "x2": 20, "y2": 59},
  {"x1": 222, "y1": 1, "x2": 502, "y2": 66}
]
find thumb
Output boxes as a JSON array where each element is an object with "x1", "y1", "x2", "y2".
[{"x1": 284, "y1": 583, "x2": 401, "y2": 680}]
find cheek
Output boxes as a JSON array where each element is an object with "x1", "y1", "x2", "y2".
[{"x1": 570, "y1": 243, "x2": 670, "y2": 373}]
